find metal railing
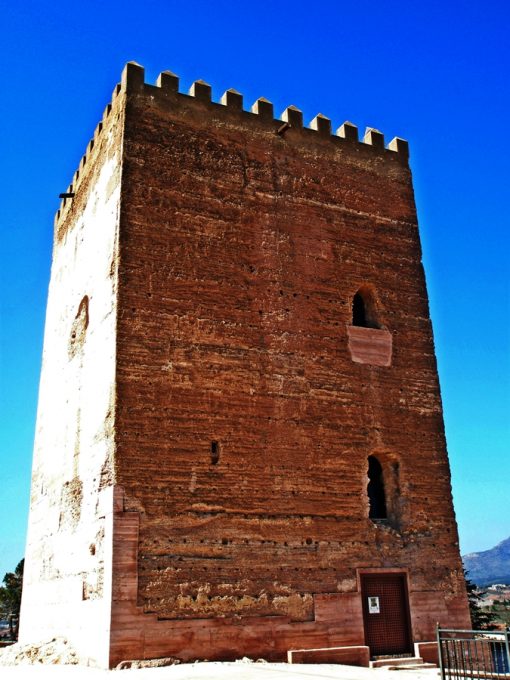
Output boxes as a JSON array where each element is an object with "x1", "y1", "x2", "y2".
[{"x1": 438, "y1": 628, "x2": 510, "y2": 680}]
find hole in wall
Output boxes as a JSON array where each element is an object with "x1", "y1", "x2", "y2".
[
  {"x1": 368, "y1": 455, "x2": 387, "y2": 519},
  {"x1": 210, "y1": 441, "x2": 220, "y2": 465},
  {"x1": 352, "y1": 287, "x2": 381, "y2": 328}
]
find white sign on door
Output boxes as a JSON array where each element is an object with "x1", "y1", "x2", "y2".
[{"x1": 368, "y1": 596, "x2": 380, "y2": 614}]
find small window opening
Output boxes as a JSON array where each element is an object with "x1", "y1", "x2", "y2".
[
  {"x1": 352, "y1": 288, "x2": 380, "y2": 328},
  {"x1": 352, "y1": 293, "x2": 367, "y2": 327},
  {"x1": 210, "y1": 441, "x2": 220, "y2": 465},
  {"x1": 367, "y1": 455, "x2": 387, "y2": 519}
]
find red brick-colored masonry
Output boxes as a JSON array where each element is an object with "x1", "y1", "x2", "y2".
[
  {"x1": 110, "y1": 487, "x2": 371, "y2": 664},
  {"x1": 110, "y1": 486, "x2": 466, "y2": 666},
  {"x1": 109, "y1": 62, "x2": 469, "y2": 666},
  {"x1": 23, "y1": 61, "x2": 470, "y2": 668}
]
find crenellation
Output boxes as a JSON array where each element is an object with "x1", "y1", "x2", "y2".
[
  {"x1": 54, "y1": 85, "x2": 124, "y2": 230},
  {"x1": 189, "y1": 79, "x2": 212, "y2": 102},
  {"x1": 156, "y1": 70, "x2": 179, "y2": 93},
  {"x1": 388, "y1": 136, "x2": 410, "y2": 158},
  {"x1": 62, "y1": 182, "x2": 73, "y2": 208},
  {"x1": 112, "y1": 82, "x2": 122, "y2": 100},
  {"x1": 220, "y1": 88, "x2": 243, "y2": 110},
  {"x1": 121, "y1": 60, "x2": 144, "y2": 94},
  {"x1": 363, "y1": 126, "x2": 385, "y2": 149},
  {"x1": 53, "y1": 61, "x2": 411, "y2": 227},
  {"x1": 281, "y1": 104, "x2": 304, "y2": 128},
  {"x1": 310, "y1": 113, "x2": 332, "y2": 137},
  {"x1": 337, "y1": 121, "x2": 359, "y2": 142},
  {"x1": 251, "y1": 96, "x2": 274, "y2": 120}
]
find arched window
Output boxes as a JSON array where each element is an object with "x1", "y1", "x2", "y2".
[
  {"x1": 367, "y1": 455, "x2": 387, "y2": 519},
  {"x1": 69, "y1": 295, "x2": 89, "y2": 359},
  {"x1": 352, "y1": 292, "x2": 367, "y2": 327},
  {"x1": 351, "y1": 287, "x2": 379, "y2": 329}
]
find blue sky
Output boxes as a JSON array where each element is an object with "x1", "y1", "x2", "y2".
[{"x1": 0, "y1": 0, "x2": 508, "y2": 578}]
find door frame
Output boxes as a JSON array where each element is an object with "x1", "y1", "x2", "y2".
[{"x1": 358, "y1": 568, "x2": 413, "y2": 656}]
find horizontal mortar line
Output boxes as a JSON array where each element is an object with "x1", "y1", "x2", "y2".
[
  {"x1": 180, "y1": 510, "x2": 362, "y2": 520},
  {"x1": 136, "y1": 218, "x2": 415, "y2": 241},
  {"x1": 143, "y1": 553, "x2": 232, "y2": 561},
  {"x1": 135, "y1": 181, "x2": 415, "y2": 227},
  {"x1": 184, "y1": 191, "x2": 415, "y2": 228}
]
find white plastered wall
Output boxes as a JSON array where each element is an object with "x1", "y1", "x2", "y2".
[{"x1": 19, "y1": 115, "x2": 123, "y2": 667}]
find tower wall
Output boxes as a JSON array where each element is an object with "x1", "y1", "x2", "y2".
[
  {"x1": 109, "y1": 64, "x2": 469, "y2": 663},
  {"x1": 21, "y1": 63, "x2": 470, "y2": 668},
  {"x1": 19, "y1": 89, "x2": 125, "y2": 666}
]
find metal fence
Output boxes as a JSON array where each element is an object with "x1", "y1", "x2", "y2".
[{"x1": 438, "y1": 628, "x2": 510, "y2": 680}]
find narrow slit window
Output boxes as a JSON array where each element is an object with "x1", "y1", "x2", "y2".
[
  {"x1": 367, "y1": 455, "x2": 387, "y2": 519},
  {"x1": 210, "y1": 441, "x2": 220, "y2": 465},
  {"x1": 352, "y1": 292, "x2": 367, "y2": 327}
]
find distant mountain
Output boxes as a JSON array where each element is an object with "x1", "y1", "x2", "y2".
[{"x1": 463, "y1": 536, "x2": 510, "y2": 586}]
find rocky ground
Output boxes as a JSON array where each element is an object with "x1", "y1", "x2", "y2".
[{"x1": 0, "y1": 638, "x2": 80, "y2": 666}]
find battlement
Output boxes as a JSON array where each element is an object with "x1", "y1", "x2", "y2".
[{"x1": 55, "y1": 61, "x2": 409, "y2": 226}]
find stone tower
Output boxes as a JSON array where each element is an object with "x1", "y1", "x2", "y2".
[{"x1": 20, "y1": 62, "x2": 470, "y2": 668}]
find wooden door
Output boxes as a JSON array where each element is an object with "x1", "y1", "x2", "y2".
[{"x1": 361, "y1": 573, "x2": 412, "y2": 657}]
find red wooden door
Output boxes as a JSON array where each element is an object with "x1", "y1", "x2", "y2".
[{"x1": 361, "y1": 574, "x2": 412, "y2": 657}]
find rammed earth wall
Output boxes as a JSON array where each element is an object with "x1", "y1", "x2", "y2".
[{"x1": 20, "y1": 62, "x2": 470, "y2": 668}]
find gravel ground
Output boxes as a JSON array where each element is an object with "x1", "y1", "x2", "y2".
[
  {"x1": 0, "y1": 639, "x2": 441, "y2": 680},
  {"x1": 0, "y1": 659, "x2": 441, "y2": 680}
]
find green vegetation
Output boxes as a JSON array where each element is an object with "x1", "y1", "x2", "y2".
[
  {"x1": 465, "y1": 571, "x2": 497, "y2": 630},
  {"x1": 489, "y1": 599, "x2": 510, "y2": 627},
  {"x1": 0, "y1": 559, "x2": 24, "y2": 641}
]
